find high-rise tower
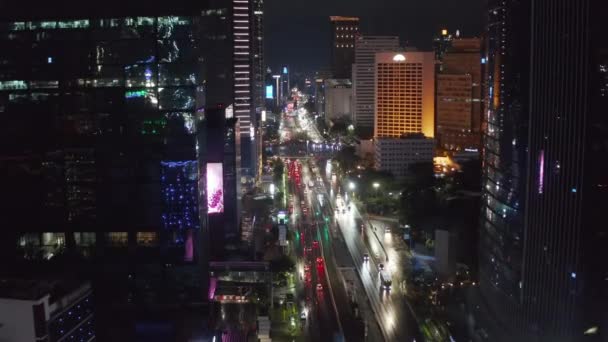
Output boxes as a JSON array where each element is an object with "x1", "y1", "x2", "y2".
[{"x1": 330, "y1": 16, "x2": 359, "y2": 79}]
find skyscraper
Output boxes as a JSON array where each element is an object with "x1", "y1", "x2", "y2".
[
  {"x1": 330, "y1": 16, "x2": 359, "y2": 79},
  {"x1": 352, "y1": 36, "x2": 400, "y2": 128},
  {"x1": 0, "y1": 2, "x2": 237, "y2": 337},
  {"x1": 478, "y1": 0, "x2": 531, "y2": 336},
  {"x1": 373, "y1": 52, "x2": 435, "y2": 139},
  {"x1": 479, "y1": 0, "x2": 608, "y2": 340},
  {"x1": 436, "y1": 37, "x2": 482, "y2": 151}
]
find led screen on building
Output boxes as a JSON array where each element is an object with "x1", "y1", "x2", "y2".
[
  {"x1": 206, "y1": 163, "x2": 224, "y2": 214},
  {"x1": 266, "y1": 85, "x2": 274, "y2": 99}
]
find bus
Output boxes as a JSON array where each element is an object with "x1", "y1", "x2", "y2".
[{"x1": 379, "y1": 270, "x2": 392, "y2": 290}]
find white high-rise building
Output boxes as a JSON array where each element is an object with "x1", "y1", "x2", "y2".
[{"x1": 352, "y1": 36, "x2": 400, "y2": 128}]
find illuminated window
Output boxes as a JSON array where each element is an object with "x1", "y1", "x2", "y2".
[
  {"x1": 106, "y1": 232, "x2": 128, "y2": 247},
  {"x1": 74, "y1": 232, "x2": 96, "y2": 246},
  {"x1": 137, "y1": 232, "x2": 159, "y2": 246}
]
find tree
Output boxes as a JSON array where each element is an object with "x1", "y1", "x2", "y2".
[
  {"x1": 270, "y1": 254, "x2": 295, "y2": 273},
  {"x1": 334, "y1": 146, "x2": 360, "y2": 174},
  {"x1": 273, "y1": 159, "x2": 284, "y2": 185}
]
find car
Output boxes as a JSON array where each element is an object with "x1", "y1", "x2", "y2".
[
  {"x1": 312, "y1": 240, "x2": 319, "y2": 248},
  {"x1": 378, "y1": 263, "x2": 385, "y2": 271},
  {"x1": 363, "y1": 253, "x2": 370, "y2": 262},
  {"x1": 316, "y1": 257, "x2": 324, "y2": 267},
  {"x1": 316, "y1": 283, "x2": 323, "y2": 291}
]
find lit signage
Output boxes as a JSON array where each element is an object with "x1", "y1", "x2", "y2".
[
  {"x1": 266, "y1": 85, "x2": 274, "y2": 99},
  {"x1": 283, "y1": 66, "x2": 288, "y2": 74},
  {"x1": 206, "y1": 163, "x2": 224, "y2": 214},
  {"x1": 392, "y1": 54, "x2": 406, "y2": 62},
  {"x1": 261, "y1": 110, "x2": 267, "y2": 122},
  {"x1": 441, "y1": 29, "x2": 448, "y2": 36}
]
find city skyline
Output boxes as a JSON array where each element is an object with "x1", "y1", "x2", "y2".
[{"x1": 0, "y1": 0, "x2": 605, "y2": 341}]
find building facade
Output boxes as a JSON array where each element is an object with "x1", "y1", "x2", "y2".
[
  {"x1": 323, "y1": 78, "x2": 352, "y2": 124},
  {"x1": 374, "y1": 135, "x2": 434, "y2": 179},
  {"x1": 374, "y1": 51, "x2": 435, "y2": 139},
  {"x1": 520, "y1": 0, "x2": 608, "y2": 339},
  {"x1": 352, "y1": 36, "x2": 400, "y2": 128},
  {"x1": 479, "y1": 0, "x2": 608, "y2": 340},
  {"x1": 436, "y1": 38, "x2": 482, "y2": 151},
  {"x1": 0, "y1": 280, "x2": 94, "y2": 342},
  {"x1": 329, "y1": 16, "x2": 359, "y2": 79},
  {"x1": 478, "y1": 0, "x2": 531, "y2": 336},
  {"x1": 0, "y1": 5, "x2": 244, "y2": 330}
]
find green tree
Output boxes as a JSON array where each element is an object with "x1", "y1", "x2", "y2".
[
  {"x1": 334, "y1": 146, "x2": 360, "y2": 174},
  {"x1": 270, "y1": 254, "x2": 295, "y2": 273}
]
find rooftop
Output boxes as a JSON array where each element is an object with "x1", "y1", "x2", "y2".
[{"x1": 0, "y1": 278, "x2": 88, "y2": 302}]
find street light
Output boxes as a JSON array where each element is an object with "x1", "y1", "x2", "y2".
[
  {"x1": 348, "y1": 182, "x2": 356, "y2": 191},
  {"x1": 373, "y1": 182, "x2": 380, "y2": 189}
]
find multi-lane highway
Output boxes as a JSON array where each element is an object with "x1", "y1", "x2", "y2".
[
  {"x1": 286, "y1": 159, "x2": 342, "y2": 342},
  {"x1": 289, "y1": 101, "x2": 423, "y2": 341}
]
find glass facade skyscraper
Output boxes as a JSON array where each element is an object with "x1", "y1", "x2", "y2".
[
  {"x1": 480, "y1": 0, "x2": 608, "y2": 340},
  {"x1": 0, "y1": 6, "x2": 236, "y2": 338},
  {"x1": 479, "y1": 0, "x2": 531, "y2": 335}
]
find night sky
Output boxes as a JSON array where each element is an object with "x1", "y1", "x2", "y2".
[{"x1": 265, "y1": 0, "x2": 485, "y2": 73}]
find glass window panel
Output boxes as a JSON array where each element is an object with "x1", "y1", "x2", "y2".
[
  {"x1": 9, "y1": 22, "x2": 27, "y2": 31},
  {"x1": 158, "y1": 39, "x2": 197, "y2": 63},
  {"x1": 125, "y1": 64, "x2": 157, "y2": 88},
  {"x1": 137, "y1": 232, "x2": 159, "y2": 246},
  {"x1": 42, "y1": 232, "x2": 66, "y2": 246},
  {"x1": 74, "y1": 232, "x2": 96, "y2": 246},
  {"x1": 157, "y1": 16, "x2": 192, "y2": 39},
  {"x1": 158, "y1": 63, "x2": 199, "y2": 86},
  {"x1": 106, "y1": 232, "x2": 128, "y2": 246},
  {"x1": 0, "y1": 80, "x2": 27, "y2": 90},
  {"x1": 58, "y1": 20, "x2": 90, "y2": 29},
  {"x1": 158, "y1": 87, "x2": 195, "y2": 110},
  {"x1": 94, "y1": 40, "x2": 155, "y2": 65},
  {"x1": 19, "y1": 233, "x2": 40, "y2": 246}
]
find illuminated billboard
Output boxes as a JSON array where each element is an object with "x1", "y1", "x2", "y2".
[
  {"x1": 265, "y1": 85, "x2": 274, "y2": 99},
  {"x1": 206, "y1": 163, "x2": 224, "y2": 214}
]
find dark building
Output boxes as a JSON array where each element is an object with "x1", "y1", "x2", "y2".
[
  {"x1": 0, "y1": 0, "x2": 240, "y2": 338},
  {"x1": 479, "y1": 0, "x2": 608, "y2": 340},
  {"x1": 329, "y1": 16, "x2": 359, "y2": 79},
  {"x1": 197, "y1": 106, "x2": 239, "y2": 261}
]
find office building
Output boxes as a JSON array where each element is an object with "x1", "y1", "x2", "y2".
[
  {"x1": 479, "y1": 0, "x2": 608, "y2": 340},
  {"x1": 197, "y1": 106, "x2": 239, "y2": 260},
  {"x1": 374, "y1": 51, "x2": 435, "y2": 139},
  {"x1": 433, "y1": 29, "x2": 457, "y2": 66},
  {"x1": 374, "y1": 134, "x2": 434, "y2": 180},
  {"x1": 352, "y1": 36, "x2": 400, "y2": 128},
  {"x1": 231, "y1": 0, "x2": 258, "y2": 192},
  {"x1": 0, "y1": 5, "x2": 246, "y2": 334},
  {"x1": 330, "y1": 16, "x2": 359, "y2": 79},
  {"x1": 251, "y1": 0, "x2": 265, "y2": 115},
  {"x1": 323, "y1": 79, "x2": 352, "y2": 124},
  {"x1": 436, "y1": 38, "x2": 482, "y2": 151},
  {"x1": 0, "y1": 279, "x2": 94, "y2": 342}
]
